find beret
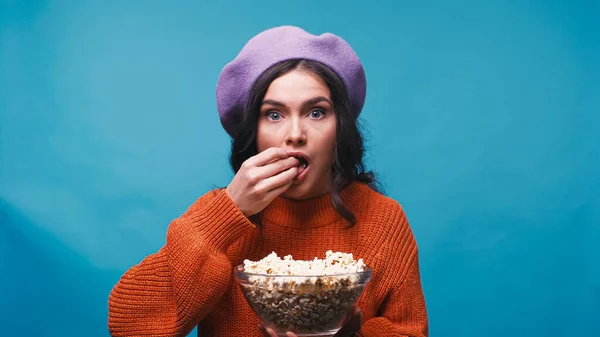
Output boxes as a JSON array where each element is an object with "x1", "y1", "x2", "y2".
[{"x1": 216, "y1": 25, "x2": 366, "y2": 137}]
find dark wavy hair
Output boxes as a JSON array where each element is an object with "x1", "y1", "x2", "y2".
[{"x1": 229, "y1": 59, "x2": 380, "y2": 226}]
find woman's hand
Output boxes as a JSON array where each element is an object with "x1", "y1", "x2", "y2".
[
  {"x1": 258, "y1": 307, "x2": 363, "y2": 337},
  {"x1": 226, "y1": 147, "x2": 299, "y2": 217}
]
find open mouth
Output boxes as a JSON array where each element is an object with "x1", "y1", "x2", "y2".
[
  {"x1": 287, "y1": 151, "x2": 310, "y2": 182},
  {"x1": 294, "y1": 156, "x2": 309, "y2": 168}
]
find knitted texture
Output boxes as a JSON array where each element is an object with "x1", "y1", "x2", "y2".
[{"x1": 108, "y1": 182, "x2": 428, "y2": 336}]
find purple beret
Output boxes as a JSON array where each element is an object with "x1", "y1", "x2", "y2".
[{"x1": 216, "y1": 25, "x2": 367, "y2": 137}]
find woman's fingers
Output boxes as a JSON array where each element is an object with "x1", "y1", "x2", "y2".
[
  {"x1": 258, "y1": 324, "x2": 269, "y2": 337},
  {"x1": 266, "y1": 178, "x2": 295, "y2": 199},
  {"x1": 335, "y1": 306, "x2": 363, "y2": 336},
  {"x1": 246, "y1": 147, "x2": 289, "y2": 168},
  {"x1": 253, "y1": 156, "x2": 299, "y2": 182},
  {"x1": 256, "y1": 165, "x2": 298, "y2": 195},
  {"x1": 258, "y1": 324, "x2": 279, "y2": 337}
]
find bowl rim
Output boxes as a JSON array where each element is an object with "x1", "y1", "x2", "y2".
[{"x1": 233, "y1": 264, "x2": 373, "y2": 279}]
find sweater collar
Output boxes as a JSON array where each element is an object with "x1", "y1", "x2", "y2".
[{"x1": 261, "y1": 181, "x2": 370, "y2": 229}]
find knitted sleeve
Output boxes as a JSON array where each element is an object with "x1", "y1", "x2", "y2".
[
  {"x1": 358, "y1": 203, "x2": 429, "y2": 337},
  {"x1": 107, "y1": 189, "x2": 255, "y2": 337},
  {"x1": 358, "y1": 253, "x2": 428, "y2": 337}
]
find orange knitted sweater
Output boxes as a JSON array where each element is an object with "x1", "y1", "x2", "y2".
[{"x1": 108, "y1": 182, "x2": 428, "y2": 337}]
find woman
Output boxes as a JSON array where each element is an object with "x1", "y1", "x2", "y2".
[{"x1": 108, "y1": 26, "x2": 428, "y2": 337}]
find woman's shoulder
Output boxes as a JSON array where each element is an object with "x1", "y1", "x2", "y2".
[
  {"x1": 356, "y1": 183, "x2": 416, "y2": 240},
  {"x1": 357, "y1": 182, "x2": 408, "y2": 218},
  {"x1": 355, "y1": 184, "x2": 420, "y2": 279}
]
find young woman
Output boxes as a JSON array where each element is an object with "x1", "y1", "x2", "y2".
[{"x1": 108, "y1": 25, "x2": 428, "y2": 337}]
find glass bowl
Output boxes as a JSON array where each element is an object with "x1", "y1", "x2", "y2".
[{"x1": 234, "y1": 264, "x2": 372, "y2": 337}]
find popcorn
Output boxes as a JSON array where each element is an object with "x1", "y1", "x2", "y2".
[
  {"x1": 243, "y1": 250, "x2": 366, "y2": 276},
  {"x1": 238, "y1": 251, "x2": 369, "y2": 334}
]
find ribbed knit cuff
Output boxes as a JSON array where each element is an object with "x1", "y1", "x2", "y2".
[
  {"x1": 358, "y1": 317, "x2": 398, "y2": 336},
  {"x1": 187, "y1": 189, "x2": 255, "y2": 252}
]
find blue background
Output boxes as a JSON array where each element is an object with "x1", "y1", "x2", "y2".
[{"x1": 1, "y1": 0, "x2": 598, "y2": 336}]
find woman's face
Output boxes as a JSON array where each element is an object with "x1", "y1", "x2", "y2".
[{"x1": 257, "y1": 69, "x2": 337, "y2": 200}]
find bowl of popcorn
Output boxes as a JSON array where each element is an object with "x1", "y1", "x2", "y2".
[{"x1": 234, "y1": 250, "x2": 372, "y2": 337}]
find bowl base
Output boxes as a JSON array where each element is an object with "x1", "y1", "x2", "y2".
[{"x1": 273, "y1": 329, "x2": 340, "y2": 337}]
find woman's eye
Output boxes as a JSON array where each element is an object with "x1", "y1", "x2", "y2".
[
  {"x1": 310, "y1": 109, "x2": 325, "y2": 119},
  {"x1": 267, "y1": 111, "x2": 281, "y2": 120}
]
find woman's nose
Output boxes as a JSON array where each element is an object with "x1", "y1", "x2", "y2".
[{"x1": 285, "y1": 119, "x2": 307, "y2": 146}]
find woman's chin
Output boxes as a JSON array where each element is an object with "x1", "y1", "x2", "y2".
[{"x1": 280, "y1": 184, "x2": 309, "y2": 200}]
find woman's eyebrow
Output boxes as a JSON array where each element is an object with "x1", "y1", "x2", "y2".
[
  {"x1": 302, "y1": 96, "x2": 332, "y2": 108},
  {"x1": 261, "y1": 99, "x2": 286, "y2": 107},
  {"x1": 261, "y1": 96, "x2": 332, "y2": 108}
]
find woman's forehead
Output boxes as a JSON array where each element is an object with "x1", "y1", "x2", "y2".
[{"x1": 263, "y1": 70, "x2": 331, "y2": 103}]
